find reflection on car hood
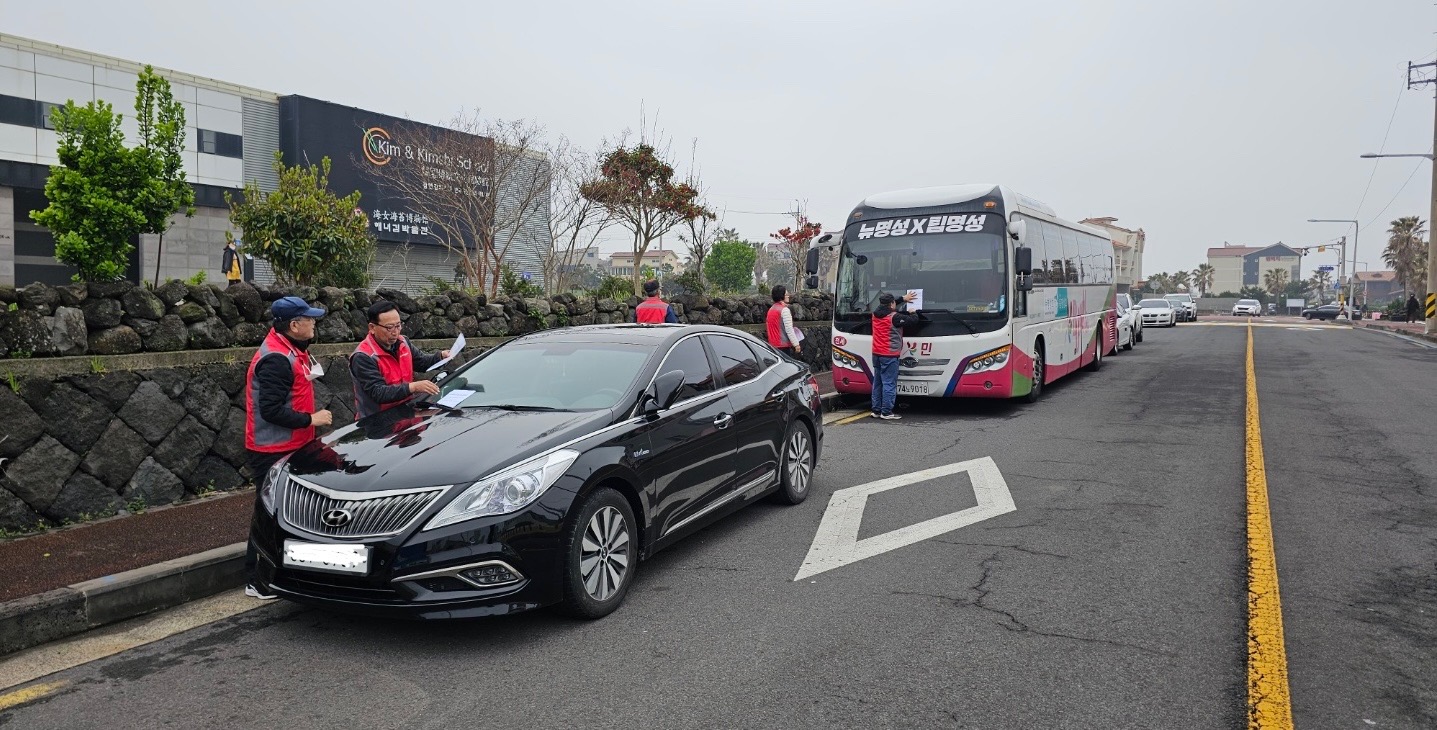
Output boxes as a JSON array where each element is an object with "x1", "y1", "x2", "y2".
[{"x1": 283, "y1": 404, "x2": 614, "y2": 493}]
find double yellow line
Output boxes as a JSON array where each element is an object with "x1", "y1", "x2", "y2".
[{"x1": 1246, "y1": 324, "x2": 1293, "y2": 728}]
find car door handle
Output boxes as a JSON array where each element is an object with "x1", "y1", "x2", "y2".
[{"x1": 713, "y1": 413, "x2": 733, "y2": 429}]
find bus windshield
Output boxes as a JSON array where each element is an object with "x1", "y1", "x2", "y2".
[{"x1": 836, "y1": 214, "x2": 1007, "y2": 321}]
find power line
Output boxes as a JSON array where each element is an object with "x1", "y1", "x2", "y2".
[
  {"x1": 1361, "y1": 151, "x2": 1431, "y2": 231},
  {"x1": 1354, "y1": 72, "x2": 1411, "y2": 219}
]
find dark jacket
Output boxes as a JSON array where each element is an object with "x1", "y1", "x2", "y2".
[
  {"x1": 253, "y1": 335, "x2": 314, "y2": 431},
  {"x1": 222, "y1": 246, "x2": 242, "y2": 281},
  {"x1": 349, "y1": 336, "x2": 444, "y2": 414},
  {"x1": 1407, "y1": 296, "x2": 1420, "y2": 319},
  {"x1": 871, "y1": 303, "x2": 920, "y2": 357}
]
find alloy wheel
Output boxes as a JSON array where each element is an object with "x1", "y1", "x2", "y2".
[
  {"x1": 785, "y1": 429, "x2": 812, "y2": 496},
  {"x1": 580, "y1": 506, "x2": 630, "y2": 602}
]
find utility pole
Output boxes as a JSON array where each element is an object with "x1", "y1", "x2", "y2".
[{"x1": 1410, "y1": 59, "x2": 1437, "y2": 333}]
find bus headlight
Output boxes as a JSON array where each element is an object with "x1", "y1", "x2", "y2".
[
  {"x1": 964, "y1": 346, "x2": 1011, "y2": 374},
  {"x1": 832, "y1": 347, "x2": 863, "y2": 371}
]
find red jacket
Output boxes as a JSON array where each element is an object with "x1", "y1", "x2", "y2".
[
  {"x1": 245, "y1": 329, "x2": 316, "y2": 452},
  {"x1": 766, "y1": 302, "x2": 792, "y2": 347},
  {"x1": 636, "y1": 297, "x2": 672, "y2": 324}
]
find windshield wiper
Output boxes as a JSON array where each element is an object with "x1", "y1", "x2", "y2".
[
  {"x1": 483, "y1": 404, "x2": 570, "y2": 412},
  {"x1": 413, "y1": 397, "x2": 461, "y2": 413}
]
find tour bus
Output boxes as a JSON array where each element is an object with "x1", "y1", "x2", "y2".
[{"x1": 805, "y1": 184, "x2": 1116, "y2": 402}]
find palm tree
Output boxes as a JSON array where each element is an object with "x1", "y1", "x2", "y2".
[
  {"x1": 1383, "y1": 216, "x2": 1428, "y2": 300},
  {"x1": 1309, "y1": 268, "x2": 1332, "y2": 303},
  {"x1": 1148, "y1": 272, "x2": 1171, "y2": 294},
  {"x1": 1170, "y1": 270, "x2": 1192, "y2": 292},
  {"x1": 1263, "y1": 268, "x2": 1289, "y2": 297},
  {"x1": 1193, "y1": 264, "x2": 1215, "y2": 297}
]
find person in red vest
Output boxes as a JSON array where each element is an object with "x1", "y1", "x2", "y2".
[
  {"x1": 870, "y1": 291, "x2": 919, "y2": 420},
  {"x1": 766, "y1": 284, "x2": 803, "y2": 357},
  {"x1": 243, "y1": 296, "x2": 334, "y2": 599},
  {"x1": 634, "y1": 280, "x2": 680, "y2": 324},
  {"x1": 349, "y1": 300, "x2": 451, "y2": 419}
]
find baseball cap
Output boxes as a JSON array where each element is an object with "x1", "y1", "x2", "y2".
[{"x1": 271, "y1": 296, "x2": 325, "y2": 320}]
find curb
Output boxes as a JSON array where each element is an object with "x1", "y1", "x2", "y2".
[{"x1": 0, "y1": 542, "x2": 245, "y2": 657}]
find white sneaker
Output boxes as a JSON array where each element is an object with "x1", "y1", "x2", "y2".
[
  {"x1": 879, "y1": 413, "x2": 902, "y2": 420},
  {"x1": 245, "y1": 584, "x2": 278, "y2": 600}
]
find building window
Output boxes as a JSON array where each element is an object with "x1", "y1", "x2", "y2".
[
  {"x1": 198, "y1": 128, "x2": 243, "y2": 158},
  {"x1": 0, "y1": 95, "x2": 34, "y2": 127},
  {"x1": 38, "y1": 101, "x2": 60, "y2": 130}
]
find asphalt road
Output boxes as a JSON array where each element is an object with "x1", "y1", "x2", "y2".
[{"x1": 2, "y1": 320, "x2": 1433, "y2": 729}]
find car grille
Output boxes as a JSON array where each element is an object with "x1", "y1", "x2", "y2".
[{"x1": 280, "y1": 474, "x2": 447, "y2": 539}]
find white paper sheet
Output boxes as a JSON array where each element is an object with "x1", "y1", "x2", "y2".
[
  {"x1": 435, "y1": 389, "x2": 475, "y2": 408},
  {"x1": 426, "y1": 333, "x2": 467, "y2": 371},
  {"x1": 906, "y1": 289, "x2": 924, "y2": 310}
]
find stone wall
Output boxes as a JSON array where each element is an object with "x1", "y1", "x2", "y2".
[
  {"x1": 0, "y1": 278, "x2": 834, "y2": 360},
  {"x1": 0, "y1": 320, "x2": 834, "y2": 533}
]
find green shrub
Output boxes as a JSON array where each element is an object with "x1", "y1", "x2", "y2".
[{"x1": 500, "y1": 265, "x2": 544, "y2": 298}]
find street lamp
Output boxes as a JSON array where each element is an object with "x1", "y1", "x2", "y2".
[
  {"x1": 1307, "y1": 218, "x2": 1359, "y2": 319},
  {"x1": 1360, "y1": 152, "x2": 1436, "y2": 333}
]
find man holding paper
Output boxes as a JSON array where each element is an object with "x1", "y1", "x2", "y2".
[{"x1": 350, "y1": 300, "x2": 451, "y2": 419}]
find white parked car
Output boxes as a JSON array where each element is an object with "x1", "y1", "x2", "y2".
[
  {"x1": 1232, "y1": 299, "x2": 1261, "y2": 316},
  {"x1": 1164, "y1": 293, "x2": 1197, "y2": 321},
  {"x1": 1137, "y1": 298, "x2": 1177, "y2": 327},
  {"x1": 1115, "y1": 293, "x2": 1142, "y2": 349}
]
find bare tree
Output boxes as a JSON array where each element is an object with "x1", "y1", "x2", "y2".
[
  {"x1": 542, "y1": 137, "x2": 613, "y2": 295},
  {"x1": 364, "y1": 110, "x2": 551, "y2": 297}
]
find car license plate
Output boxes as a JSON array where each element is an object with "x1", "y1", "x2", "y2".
[
  {"x1": 283, "y1": 540, "x2": 370, "y2": 575},
  {"x1": 896, "y1": 381, "x2": 929, "y2": 396}
]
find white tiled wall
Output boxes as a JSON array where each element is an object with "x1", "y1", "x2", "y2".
[{"x1": 0, "y1": 42, "x2": 247, "y2": 188}]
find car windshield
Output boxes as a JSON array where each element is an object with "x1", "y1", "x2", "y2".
[
  {"x1": 1238, "y1": 299, "x2": 1259, "y2": 306},
  {"x1": 436, "y1": 341, "x2": 650, "y2": 411},
  {"x1": 1165, "y1": 295, "x2": 1192, "y2": 302},
  {"x1": 1138, "y1": 299, "x2": 1170, "y2": 308}
]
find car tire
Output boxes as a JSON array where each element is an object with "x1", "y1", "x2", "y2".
[
  {"x1": 1122, "y1": 331, "x2": 1134, "y2": 351},
  {"x1": 770, "y1": 420, "x2": 814, "y2": 505},
  {"x1": 1303, "y1": 313, "x2": 1312, "y2": 320},
  {"x1": 560, "y1": 487, "x2": 637, "y2": 620},
  {"x1": 1024, "y1": 346, "x2": 1045, "y2": 404},
  {"x1": 1135, "y1": 328, "x2": 1143, "y2": 343}
]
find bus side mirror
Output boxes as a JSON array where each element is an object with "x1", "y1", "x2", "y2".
[
  {"x1": 1015, "y1": 246, "x2": 1034, "y2": 292},
  {"x1": 805, "y1": 275, "x2": 819, "y2": 290},
  {"x1": 805, "y1": 247, "x2": 821, "y2": 275},
  {"x1": 1007, "y1": 219, "x2": 1027, "y2": 241}
]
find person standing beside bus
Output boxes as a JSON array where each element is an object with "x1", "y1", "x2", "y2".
[
  {"x1": 766, "y1": 285, "x2": 803, "y2": 357},
  {"x1": 634, "y1": 280, "x2": 679, "y2": 324},
  {"x1": 870, "y1": 291, "x2": 919, "y2": 420}
]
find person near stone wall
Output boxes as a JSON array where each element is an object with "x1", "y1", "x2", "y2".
[
  {"x1": 766, "y1": 284, "x2": 803, "y2": 356},
  {"x1": 222, "y1": 239, "x2": 243, "y2": 286},
  {"x1": 243, "y1": 295, "x2": 333, "y2": 600},
  {"x1": 634, "y1": 280, "x2": 679, "y2": 323},
  {"x1": 349, "y1": 300, "x2": 451, "y2": 419}
]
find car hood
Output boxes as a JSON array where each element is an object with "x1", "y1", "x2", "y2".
[{"x1": 283, "y1": 404, "x2": 616, "y2": 493}]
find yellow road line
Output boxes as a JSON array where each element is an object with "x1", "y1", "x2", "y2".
[
  {"x1": 0, "y1": 679, "x2": 67, "y2": 712},
  {"x1": 833, "y1": 412, "x2": 872, "y2": 426},
  {"x1": 1246, "y1": 324, "x2": 1294, "y2": 729}
]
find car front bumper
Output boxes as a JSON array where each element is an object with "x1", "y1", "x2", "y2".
[{"x1": 249, "y1": 486, "x2": 578, "y2": 619}]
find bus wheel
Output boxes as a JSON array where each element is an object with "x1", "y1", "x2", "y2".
[
  {"x1": 1024, "y1": 346, "x2": 1045, "y2": 403},
  {"x1": 1086, "y1": 337, "x2": 1103, "y2": 372}
]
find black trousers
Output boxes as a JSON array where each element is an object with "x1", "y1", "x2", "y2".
[{"x1": 244, "y1": 449, "x2": 289, "y2": 582}]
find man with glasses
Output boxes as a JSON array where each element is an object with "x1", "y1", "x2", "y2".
[
  {"x1": 244, "y1": 296, "x2": 333, "y2": 599},
  {"x1": 349, "y1": 300, "x2": 451, "y2": 419}
]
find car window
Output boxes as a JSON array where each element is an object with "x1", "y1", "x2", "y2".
[
  {"x1": 441, "y1": 341, "x2": 649, "y2": 410},
  {"x1": 746, "y1": 339, "x2": 779, "y2": 370},
  {"x1": 657, "y1": 337, "x2": 718, "y2": 402},
  {"x1": 708, "y1": 335, "x2": 761, "y2": 386}
]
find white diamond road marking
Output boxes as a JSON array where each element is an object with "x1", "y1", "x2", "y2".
[{"x1": 794, "y1": 456, "x2": 1015, "y2": 581}]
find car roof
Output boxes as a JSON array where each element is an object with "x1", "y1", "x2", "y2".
[{"x1": 510, "y1": 323, "x2": 760, "y2": 347}]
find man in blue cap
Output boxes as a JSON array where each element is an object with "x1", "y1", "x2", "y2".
[{"x1": 243, "y1": 296, "x2": 334, "y2": 599}]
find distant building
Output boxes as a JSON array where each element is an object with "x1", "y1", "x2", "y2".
[
  {"x1": 607, "y1": 248, "x2": 683, "y2": 279},
  {"x1": 557, "y1": 245, "x2": 605, "y2": 274},
  {"x1": 1355, "y1": 270, "x2": 1404, "y2": 305},
  {"x1": 1079, "y1": 217, "x2": 1145, "y2": 292},
  {"x1": 1206, "y1": 243, "x2": 1302, "y2": 294}
]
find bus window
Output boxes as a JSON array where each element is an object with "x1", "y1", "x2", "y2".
[{"x1": 1022, "y1": 215, "x2": 1049, "y2": 285}]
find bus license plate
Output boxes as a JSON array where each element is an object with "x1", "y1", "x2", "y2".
[{"x1": 896, "y1": 381, "x2": 929, "y2": 396}]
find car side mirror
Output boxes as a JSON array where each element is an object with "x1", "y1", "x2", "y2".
[
  {"x1": 644, "y1": 370, "x2": 686, "y2": 416},
  {"x1": 1014, "y1": 246, "x2": 1033, "y2": 292}
]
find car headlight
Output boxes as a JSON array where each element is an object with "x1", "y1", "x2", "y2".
[
  {"x1": 964, "y1": 346, "x2": 1011, "y2": 374},
  {"x1": 424, "y1": 449, "x2": 582, "y2": 531},
  {"x1": 261, "y1": 458, "x2": 288, "y2": 514}
]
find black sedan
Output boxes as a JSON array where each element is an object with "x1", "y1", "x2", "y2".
[
  {"x1": 249, "y1": 325, "x2": 823, "y2": 619},
  {"x1": 1301, "y1": 304, "x2": 1344, "y2": 320}
]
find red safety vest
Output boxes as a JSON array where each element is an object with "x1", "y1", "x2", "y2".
[
  {"x1": 636, "y1": 297, "x2": 669, "y2": 324},
  {"x1": 245, "y1": 329, "x2": 316, "y2": 453},
  {"x1": 766, "y1": 302, "x2": 790, "y2": 347},
  {"x1": 352, "y1": 334, "x2": 414, "y2": 418},
  {"x1": 871, "y1": 312, "x2": 902, "y2": 357}
]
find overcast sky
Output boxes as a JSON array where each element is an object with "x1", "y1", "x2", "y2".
[{"x1": 4, "y1": 0, "x2": 1436, "y2": 277}]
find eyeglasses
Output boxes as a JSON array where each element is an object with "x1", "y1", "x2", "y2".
[{"x1": 375, "y1": 322, "x2": 403, "y2": 332}]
